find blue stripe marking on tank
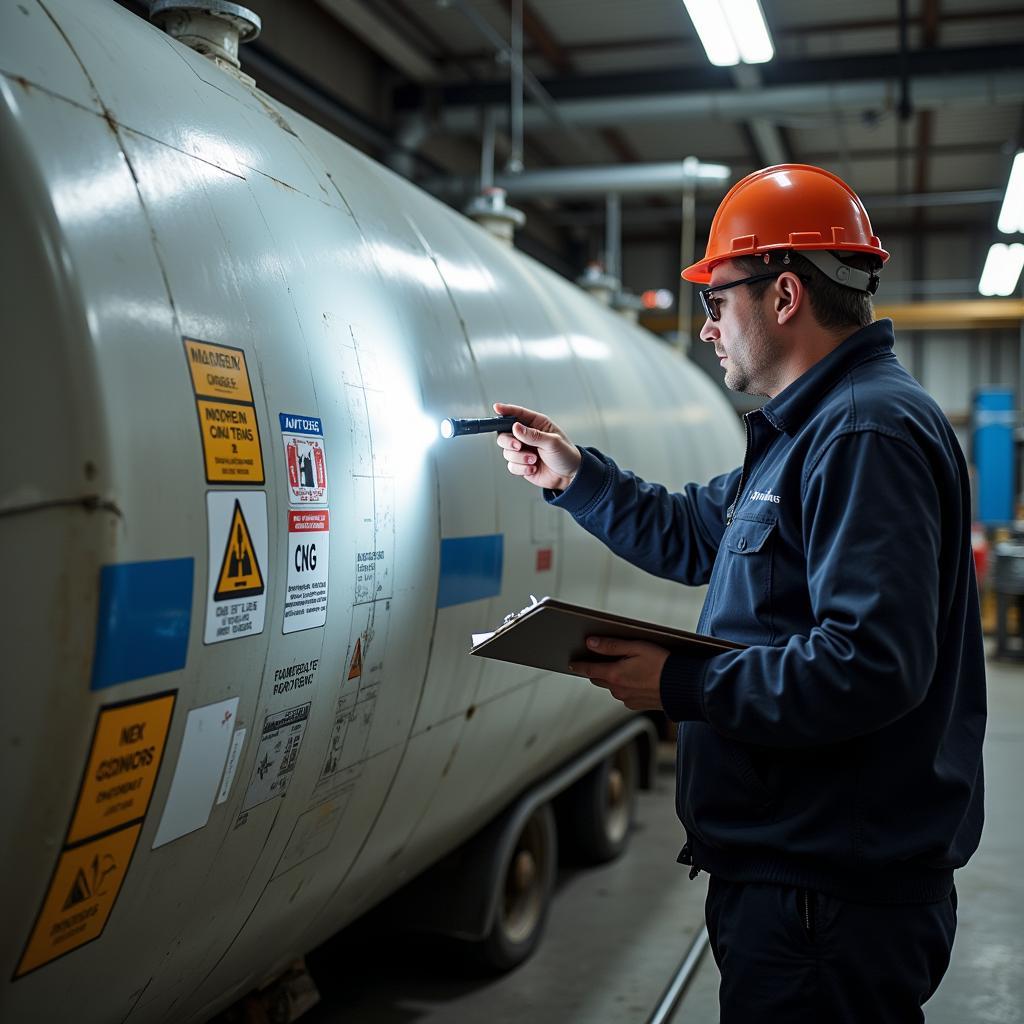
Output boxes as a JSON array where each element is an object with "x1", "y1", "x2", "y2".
[
  {"x1": 90, "y1": 557, "x2": 194, "y2": 690},
  {"x1": 437, "y1": 534, "x2": 504, "y2": 608}
]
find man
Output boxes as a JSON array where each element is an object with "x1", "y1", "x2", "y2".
[{"x1": 494, "y1": 165, "x2": 985, "y2": 1023}]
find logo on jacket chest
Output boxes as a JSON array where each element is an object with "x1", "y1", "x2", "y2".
[{"x1": 748, "y1": 488, "x2": 781, "y2": 505}]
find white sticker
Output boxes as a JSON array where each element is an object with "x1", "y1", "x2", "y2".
[
  {"x1": 319, "y1": 690, "x2": 357, "y2": 784},
  {"x1": 279, "y1": 413, "x2": 328, "y2": 504},
  {"x1": 152, "y1": 698, "x2": 239, "y2": 848},
  {"x1": 242, "y1": 703, "x2": 310, "y2": 811},
  {"x1": 204, "y1": 491, "x2": 268, "y2": 644},
  {"x1": 216, "y1": 727, "x2": 247, "y2": 805},
  {"x1": 284, "y1": 509, "x2": 329, "y2": 633},
  {"x1": 273, "y1": 787, "x2": 354, "y2": 877}
]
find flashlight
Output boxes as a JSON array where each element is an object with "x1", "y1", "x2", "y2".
[{"x1": 440, "y1": 415, "x2": 519, "y2": 439}]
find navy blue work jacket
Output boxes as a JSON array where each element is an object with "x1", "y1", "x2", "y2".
[{"x1": 548, "y1": 319, "x2": 985, "y2": 903}]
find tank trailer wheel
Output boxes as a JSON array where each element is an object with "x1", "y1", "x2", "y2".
[
  {"x1": 477, "y1": 802, "x2": 558, "y2": 972},
  {"x1": 563, "y1": 741, "x2": 639, "y2": 864}
]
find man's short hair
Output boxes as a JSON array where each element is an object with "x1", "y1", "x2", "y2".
[{"x1": 731, "y1": 251, "x2": 881, "y2": 332}]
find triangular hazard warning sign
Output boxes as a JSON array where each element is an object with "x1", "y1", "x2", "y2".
[
  {"x1": 63, "y1": 868, "x2": 91, "y2": 910},
  {"x1": 214, "y1": 499, "x2": 265, "y2": 601},
  {"x1": 347, "y1": 637, "x2": 363, "y2": 680}
]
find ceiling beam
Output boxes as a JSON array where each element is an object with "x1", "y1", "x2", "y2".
[
  {"x1": 316, "y1": 0, "x2": 440, "y2": 82},
  {"x1": 396, "y1": 43, "x2": 1024, "y2": 110},
  {"x1": 441, "y1": 8, "x2": 1024, "y2": 64}
]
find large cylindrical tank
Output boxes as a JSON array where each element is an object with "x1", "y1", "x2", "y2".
[{"x1": 0, "y1": 2, "x2": 743, "y2": 1020}]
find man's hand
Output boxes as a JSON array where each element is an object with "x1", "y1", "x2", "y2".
[
  {"x1": 493, "y1": 402, "x2": 582, "y2": 491},
  {"x1": 569, "y1": 637, "x2": 670, "y2": 711}
]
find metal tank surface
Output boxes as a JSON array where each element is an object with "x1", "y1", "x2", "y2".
[{"x1": 0, "y1": 1, "x2": 743, "y2": 1020}]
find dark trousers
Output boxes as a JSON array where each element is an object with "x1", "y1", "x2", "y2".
[{"x1": 705, "y1": 876, "x2": 957, "y2": 1023}]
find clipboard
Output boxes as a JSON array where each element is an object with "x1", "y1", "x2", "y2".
[{"x1": 469, "y1": 596, "x2": 745, "y2": 677}]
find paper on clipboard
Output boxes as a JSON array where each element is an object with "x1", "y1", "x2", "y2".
[{"x1": 469, "y1": 596, "x2": 745, "y2": 677}]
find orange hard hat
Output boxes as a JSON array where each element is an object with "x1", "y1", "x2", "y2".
[{"x1": 681, "y1": 164, "x2": 889, "y2": 284}]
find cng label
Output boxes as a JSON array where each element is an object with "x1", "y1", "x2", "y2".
[
  {"x1": 280, "y1": 413, "x2": 328, "y2": 505},
  {"x1": 184, "y1": 338, "x2": 264, "y2": 485},
  {"x1": 284, "y1": 509, "x2": 329, "y2": 633},
  {"x1": 205, "y1": 491, "x2": 268, "y2": 644}
]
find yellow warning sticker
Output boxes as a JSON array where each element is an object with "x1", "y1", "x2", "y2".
[
  {"x1": 205, "y1": 491, "x2": 268, "y2": 644},
  {"x1": 66, "y1": 693, "x2": 176, "y2": 846},
  {"x1": 214, "y1": 500, "x2": 266, "y2": 601},
  {"x1": 183, "y1": 337, "x2": 264, "y2": 485},
  {"x1": 184, "y1": 338, "x2": 254, "y2": 402},
  {"x1": 15, "y1": 824, "x2": 142, "y2": 977},
  {"x1": 196, "y1": 399, "x2": 264, "y2": 484},
  {"x1": 347, "y1": 637, "x2": 363, "y2": 680}
]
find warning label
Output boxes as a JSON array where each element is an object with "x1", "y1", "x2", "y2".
[
  {"x1": 15, "y1": 824, "x2": 142, "y2": 978},
  {"x1": 280, "y1": 413, "x2": 328, "y2": 505},
  {"x1": 347, "y1": 637, "x2": 362, "y2": 680},
  {"x1": 67, "y1": 693, "x2": 176, "y2": 845},
  {"x1": 184, "y1": 338, "x2": 264, "y2": 484},
  {"x1": 214, "y1": 500, "x2": 266, "y2": 601},
  {"x1": 284, "y1": 509, "x2": 329, "y2": 633},
  {"x1": 15, "y1": 692, "x2": 176, "y2": 978},
  {"x1": 242, "y1": 703, "x2": 311, "y2": 811},
  {"x1": 205, "y1": 491, "x2": 268, "y2": 644},
  {"x1": 184, "y1": 338, "x2": 254, "y2": 401}
]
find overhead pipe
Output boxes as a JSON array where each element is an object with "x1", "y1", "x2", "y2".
[
  {"x1": 604, "y1": 193, "x2": 621, "y2": 284},
  {"x1": 507, "y1": 0, "x2": 524, "y2": 174},
  {"x1": 677, "y1": 156, "x2": 698, "y2": 354},
  {"x1": 435, "y1": 71, "x2": 1024, "y2": 132},
  {"x1": 424, "y1": 159, "x2": 731, "y2": 200},
  {"x1": 546, "y1": 187, "x2": 1003, "y2": 228},
  {"x1": 444, "y1": 0, "x2": 601, "y2": 161}
]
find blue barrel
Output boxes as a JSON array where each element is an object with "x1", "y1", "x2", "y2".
[{"x1": 973, "y1": 388, "x2": 1016, "y2": 525}]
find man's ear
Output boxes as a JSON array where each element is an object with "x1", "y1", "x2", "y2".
[{"x1": 774, "y1": 271, "x2": 804, "y2": 325}]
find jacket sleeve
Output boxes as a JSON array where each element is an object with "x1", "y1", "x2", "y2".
[
  {"x1": 660, "y1": 429, "x2": 942, "y2": 746},
  {"x1": 545, "y1": 445, "x2": 739, "y2": 587}
]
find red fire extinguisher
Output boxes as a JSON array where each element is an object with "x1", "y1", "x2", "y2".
[
  {"x1": 286, "y1": 440, "x2": 299, "y2": 491},
  {"x1": 313, "y1": 445, "x2": 326, "y2": 488}
]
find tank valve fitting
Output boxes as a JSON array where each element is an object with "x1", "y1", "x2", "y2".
[{"x1": 150, "y1": 1, "x2": 261, "y2": 84}]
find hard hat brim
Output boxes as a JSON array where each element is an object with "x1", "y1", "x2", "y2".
[{"x1": 681, "y1": 240, "x2": 890, "y2": 283}]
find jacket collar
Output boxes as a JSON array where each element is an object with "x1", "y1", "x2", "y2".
[{"x1": 761, "y1": 318, "x2": 896, "y2": 435}]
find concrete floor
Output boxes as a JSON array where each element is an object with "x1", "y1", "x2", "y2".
[{"x1": 302, "y1": 649, "x2": 1024, "y2": 1022}]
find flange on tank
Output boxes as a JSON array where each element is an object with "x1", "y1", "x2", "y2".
[{"x1": 150, "y1": 0, "x2": 261, "y2": 84}]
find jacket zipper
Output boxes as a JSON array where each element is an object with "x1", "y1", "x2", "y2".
[
  {"x1": 800, "y1": 889, "x2": 814, "y2": 936},
  {"x1": 725, "y1": 412, "x2": 752, "y2": 528}
]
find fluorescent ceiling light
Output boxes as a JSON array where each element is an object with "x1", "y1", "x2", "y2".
[
  {"x1": 997, "y1": 151, "x2": 1024, "y2": 234},
  {"x1": 978, "y1": 243, "x2": 1024, "y2": 296},
  {"x1": 683, "y1": 0, "x2": 773, "y2": 66},
  {"x1": 722, "y1": 0, "x2": 774, "y2": 63},
  {"x1": 682, "y1": 1, "x2": 739, "y2": 66}
]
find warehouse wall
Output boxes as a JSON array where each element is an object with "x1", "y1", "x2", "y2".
[{"x1": 622, "y1": 232, "x2": 1022, "y2": 436}]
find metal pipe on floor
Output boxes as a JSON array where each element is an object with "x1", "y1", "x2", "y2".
[{"x1": 646, "y1": 926, "x2": 711, "y2": 1024}]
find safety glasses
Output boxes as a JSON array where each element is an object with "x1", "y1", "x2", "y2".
[{"x1": 698, "y1": 272, "x2": 783, "y2": 322}]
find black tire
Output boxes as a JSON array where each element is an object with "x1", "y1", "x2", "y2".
[
  {"x1": 563, "y1": 742, "x2": 639, "y2": 864},
  {"x1": 476, "y1": 802, "x2": 558, "y2": 972}
]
